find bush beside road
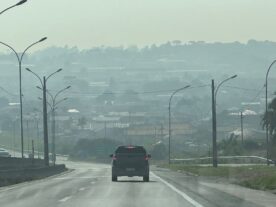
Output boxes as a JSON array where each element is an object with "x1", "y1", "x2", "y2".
[{"x1": 161, "y1": 164, "x2": 276, "y2": 193}]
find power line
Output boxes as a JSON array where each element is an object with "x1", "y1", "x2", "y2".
[
  {"x1": 48, "y1": 84, "x2": 210, "y2": 96},
  {"x1": 250, "y1": 85, "x2": 265, "y2": 102},
  {"x1": 223, "y1": 85, "x2": 262, "y2": 92},
  {"x1": 0, "y1": 86, "x2": 17, "y2": 97}
]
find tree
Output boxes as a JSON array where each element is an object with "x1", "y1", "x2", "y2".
[
  {"x1": 218, "y1": 133, "x2": 242, "y2": 156},
  {"x1": 118, "y1": 89, "x2": 140, "y2": 103},
  {"x1": 96, "y1": 90, "x2": 115, "y2": 105},
  {"x1": 262, "y1": 97, "x2": 276, "y2": 159},
  {"x1": 78, "y1": 116, "x2": 87, "y2": 129},
  {"x1": 150, "y1": 143, "x2": 167, "y2": 160},
  {"x1": 71, "y1": 138, "x2": 122, "y2": 160}
]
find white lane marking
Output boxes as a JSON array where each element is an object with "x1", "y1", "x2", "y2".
[
  {"x1": 151, "y1": 172, "x2": 204, "y2": 207},
  {"x1": 59, "y1": 196, "x2": 71, "y2": 202},
  {"x1": 79, "y1": 187, "x2": 86, "y2": 191},
  {"x1": 54, "y1": 176, "x2": 109, "y2": 180}
]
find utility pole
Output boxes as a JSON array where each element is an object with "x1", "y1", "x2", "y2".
[
  {"x1": 240, "y1": 111, "x2": 244, "y2": 145},
  {"x1": 211, "y1": 79, "x2": 218, "y2": 167},
  {"x1": 43, "y1": 76, "x2": 49, "y2": 166}
]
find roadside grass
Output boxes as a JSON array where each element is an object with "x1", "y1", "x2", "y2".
[{"x1": 160, "y1": 164, "x2": 276, "y2": 191}]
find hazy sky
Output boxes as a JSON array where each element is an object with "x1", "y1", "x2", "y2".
[{"x1": 1, "y1": 0, "x2": 276, "y2": 51}]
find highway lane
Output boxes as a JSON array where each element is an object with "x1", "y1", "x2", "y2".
[{"x1": 0, "y1": 160, "x2": 274, "y2": 207}]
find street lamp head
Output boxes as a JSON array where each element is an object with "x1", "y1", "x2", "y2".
[
  {"x1": 66, "y1": 86, "x2": 71, "y2": 89},
  {"x1": 36, "y1": 86, "x2": 42, "y2": 90},
  {"x1": 57, "y1": 68, "x2": 62, "y2": 73},
  {"x1": 25, "y1": 67, "x2": 31, "y2": 72},
  {"x1": 231, "y1": 75, "x2": 238, "y2": 79},
  {"x1": 38, "y1": 97, "x2": 42, "y2": 100},
  {"x1": 39, "y1": 37, "x2": 47, "y2": 42},
  {"x1": 184, "y1": 85, "x2": 191, "y2": 89},
  {"x1": 16, "y1": 0, "x2": 27, "y2": 6}
]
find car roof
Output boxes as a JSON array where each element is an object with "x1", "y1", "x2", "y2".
[{"x1": 115, "y1": 145, "x2": 146, "y2": 153}]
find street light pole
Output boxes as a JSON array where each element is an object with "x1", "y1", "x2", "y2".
[
  {"x1": 25, "y1": 68, "x2": 62, "y2": 166},
  {"x1": 0, "y1": 37, "x2": 47, "y2": 158},
  {"x1": 265, "y1": 60, "x2": 276, "y2": 165},
  {"x1": 211, "y1": 80, "x2": 217, "y2": 167},
  {"x1": 212, "y1": 75, "x2": 237, "y2": 168},
  {"x1": 43, "y1": 76, "x2": 49, "y2": 166},
  {"x1": 0, "y1": 0, "x2": 27, "y2": 15},
  {"x1": 46, "y1": 86, "x2": 70, "y2": 165},
  {"x1": 168, "y1": 85, "x2": 190, "y2": 164}
]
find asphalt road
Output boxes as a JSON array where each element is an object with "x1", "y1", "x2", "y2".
[{"x1": 0, "y1": 159, "x2": 275, "y2": 207}]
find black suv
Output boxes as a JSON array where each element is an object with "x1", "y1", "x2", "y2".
[{"x1": 110, "y1": 146, "x2": 151, "y2": 182}]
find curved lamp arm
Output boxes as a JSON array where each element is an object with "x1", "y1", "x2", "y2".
[
  {"x1": 20, "y1": 37, "x2": 47, "y2": 63},
  {"x1": 169, "y1": 85, "x2": 191, "y2": 108},
  {"x1": 54, "y1": 86, "x2": 71, "y2": 101},
  {"x1": 0, "y1": 0, "x2": 27, "y2": 15},
  {"x1": 214, "y1": 75, "x2": 237, "y2": 102},
  {"x1": 25, "y1": 68, "x2": 43, "y2": 87},
  {"x1": 0, "y1": 41, "x2": 20, "y2": 62},
  {"x1": 46, "y1": 68, "x2": 62, "y2": 81}
]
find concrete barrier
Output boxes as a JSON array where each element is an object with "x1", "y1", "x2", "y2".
[
  {"x1": 0, "y1": 157, "x2": 45, "y2": 170},
  {"x1": 0, "y1": 164, "x2": 66, "y2": 186}
]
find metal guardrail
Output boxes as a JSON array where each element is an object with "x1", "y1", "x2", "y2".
[{"x1": 171, "y1": 155, "x2": 275, "y2": 165}]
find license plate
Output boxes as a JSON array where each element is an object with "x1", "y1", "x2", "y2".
[{"x1": 126, "y1": 168, "x2": 135, "y2": 171}]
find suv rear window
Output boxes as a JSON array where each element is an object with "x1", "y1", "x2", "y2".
[{"x1": 115, "y1": 146, "x2": 146, "y2": 154}]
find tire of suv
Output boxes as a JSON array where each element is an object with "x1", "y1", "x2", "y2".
[
  {"x1": 112, "y1": 175, "x2": 117, "y2": 182},
  {"x1": 143, "y1": 175, "x2": 149, "y2": 182}
]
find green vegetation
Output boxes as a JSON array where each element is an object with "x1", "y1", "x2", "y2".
[
  {"x1": 0, "y1": 132, "x2": 22, "y2": 151},
  {"x1": 217, "y1": 134, "x2": 266, "y2": 157},
  {"x1": 262, "y1": 96, "x2": 276, "y2": 160},
  {"x1": 69, "y1": 138, "x2": 123, "y2": 161},
  {"x1": 150, "y1": 143, "x2": 167, "y2": 160},
  {"x1": 161, "y1": 164, "x2": 276, "y2": 191}
]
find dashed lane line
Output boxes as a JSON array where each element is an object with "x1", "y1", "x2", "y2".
[
  {"x1": 59, "y1": 196, "x2": 71, "y2": 202},
  {"x1": 54, "y1": 176, "x2": 109, "y2": 180},
  {"x1": 79, "y1": 187, "x2": 86, "y2": 191}
]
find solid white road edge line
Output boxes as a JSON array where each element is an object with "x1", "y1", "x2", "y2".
[{"x1": 151, "y1": 172, "x2": 204, "y2": 207}]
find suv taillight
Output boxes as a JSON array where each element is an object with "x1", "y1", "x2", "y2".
[
  {"x1": 145, "y1": 156, "x2": 149, "y2": 160},
  {"x1": 112, "y1": 155, "x2": 117, "y2": 160}
]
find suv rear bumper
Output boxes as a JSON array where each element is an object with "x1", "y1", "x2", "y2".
[{"x1": 112, "y1": 166, "x2": 149, "y2": 177}]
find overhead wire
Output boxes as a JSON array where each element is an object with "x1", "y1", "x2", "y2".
[{"x1": 47, "y1": 84, "x2": 211, "y2": 96}]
